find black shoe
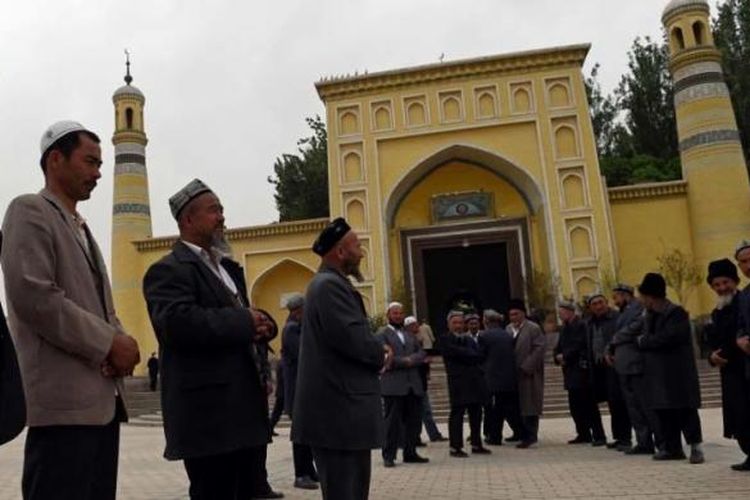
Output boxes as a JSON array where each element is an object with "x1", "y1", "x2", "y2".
[
  {"x1": 616, "y1": 442, "x2": 633, "y2": 452},
  {"x1": 606, "y1": 441, "x2": 619, "y2": 449},
  {"x1": 383, "y1": 459, "x2": 396, "y2": 468},
  {"x1": 404, "y1": 454, "x2": 429, "y2": 463},
  {"x1": 689, "y1": 449, "x2": 705, "y2": 464},
  {"x1": 731, "y1": 459, "x2": 750, "y2": 471},
  {"x1": 485, "y1": 438, "x2": 503, "y2": 446},
  {"x1": 472, "y1": 446, "x2": 492, "y2": 454},
  {"x1": 430, "y1": 435, "x2": 448, "y2": 442},
  {"x1": 505, "y1": 435, "x2": 522, "y2": 443},
  {"x1": 450, "y1": 449, "x2": 469, "y2": 458},
  {"x1": 271, "y1": 430, "x2": 279, "y2": 437},
  {"x1": 293, "y1": 477, "x2": 319, "y2": 490},
  {"x1": 416, "y1": 440, "x2": 427, "y2": 448},
  {"x1": 516, "y1": 441, "x2": 535, "y2": 449},
  {"x1": 624, "y1": 445, "x2": 654, "y2": 455},
  {"x1": 591, "y1": 439, "x2": 607, "y2": 447},
  {"x1": 652, "y1": 450, "x2": 687, "y2": 461},
  {"x1": 253, "y1": 491, "x2": 284, "y2": 499},
  {"x1": 567, "y1": 436, "x2": 591, "y2": 444}
]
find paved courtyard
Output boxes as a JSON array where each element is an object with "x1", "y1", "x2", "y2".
[{"x1": 1, "y1": 408, "x2": 749, "y2": 499}]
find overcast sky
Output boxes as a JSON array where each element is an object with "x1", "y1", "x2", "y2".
[{"x1": 0, "y1": 0, "x2": 683, "y2": 301}]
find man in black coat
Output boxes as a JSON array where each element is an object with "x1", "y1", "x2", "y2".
[
  {"x1": 636, "y1": 273, "x2": 704, "y2": 464},
  {"x1": 587, "y1": 293, "x2": 632, "y2": 450},
  {"x1": 705, "y1": 258, "x2": 750, "y2": 471},
  {"x1": 147, "y1": 353, "x2": 159, "y2": 391},
  {"x1": 280, "y1": 294, "x2": 319, "y2": 489},
  {"x1": 143, "y1": 180, "x2": 278, "y2": 499},
  {"x1": 608, "y1": 283, "x2": 661, "y2": 455},
  {"x1": 736, "y1": 241, "x2": 750, "y2": 400},
  {"x1": 439, "y1": 310, "x2": 491, "y2": 457},
  {"x1": 479, "y1": 309, "x2": 522, "y2": 445},
  {"x1": 555, "y1": 301, "x2": 606, "y2": 446},
  {"x1": 377, "y1": 302, "x2": 428, "y2": 467},
  {"x1": 291, "y1": 218, "x2": 388, "y2": 500}
]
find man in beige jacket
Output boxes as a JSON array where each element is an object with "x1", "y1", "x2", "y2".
[{"x1": 1, "y1": 121, "x2": 140, "y2": 500}]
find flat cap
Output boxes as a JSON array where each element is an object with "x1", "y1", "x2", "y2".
[
  {"x1": 285, "y1": 293, "x2": 305, "y2": 311},
  {"x1": 169, "y1": 179, "x2": 213, "y2": 220},
  {"x1": 40, "y1": 120, "x2": 90, "y2": 155},
  {"x1": 312, "y1": 217, "x2": 351, "y2": 256},
  {"x1": 507, "y1": 298, "x2": 527, "y2": 313},
  {"x1": 558, "y1": 300, "x2": 577, "y2": 311},
  {"x1": 404, "y1": 316, "x2": 418, "y2": 326},
  {"x1": 735, "y1": 239, "x2": 750, "y2": 258},
  {"x1": 612, "y1": 283, "x2": 634, "y2": 294},
  {"x1": 586, "y1": 291, "x2": 606, "y2": 305}
]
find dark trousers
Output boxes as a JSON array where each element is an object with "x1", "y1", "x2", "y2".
[
  {"x1": 449, "y1": 403, "x2": 482, "y2": 450},
  {"x1": 486, "y1": 390, "x2": 523, "y2": 442},
  {"x1": 620, "y1": 374, "x2": 661, "y2": 449},
  {"x1": 521, "y1": 415, "x2": 540, "y2": 443},
  {"x1": 606, "y1": 368, "x2": 632, "y2": 443},
  {"x1": 382, "y1": 393, "x2": 422, "y2": 460},
  {"x1": 568, "y1": 388, "x2": 605, "y2": 441},
  {"x1": 312, "y1": 447, "x2": 371, "y2": 500},
  {"x1": 421, "y1": 392, "x2": 442, "y2": 441},
  {"x1": 655, "y1": 408, "x2": 703, "y2": 454},
  {"x1": 22, "y1": 418, "x2": 120, "y2": 500},
  {"x1": 270, "y1": 365, "x2": 284, "y2": 429},
  {"x1": 183, "y1": 446, "x2": 266, "y2": 500},
  {"x1": 148, "y1": 372, "x2": 158, "y2": 391},
  {"x1": 292, "y1": 443, "x2": 317, "y2": 479}
]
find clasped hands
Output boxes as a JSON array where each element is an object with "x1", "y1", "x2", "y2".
[{"x1": 102, "y1": 334, "x2": 141, "y2": 378}]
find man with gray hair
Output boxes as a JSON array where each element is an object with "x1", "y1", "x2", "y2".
[
  {"x1": 377, "y1": 302, "x2": 428, "y2": 467},
  {"x1": 439, "y1": 310, "x2": 490, "y2": 457},
  {"x1": 480, "y1": 309, "x2": 522, "y2": 445}
]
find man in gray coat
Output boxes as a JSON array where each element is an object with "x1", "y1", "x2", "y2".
[
  {"x1": 507, "y1": 299, "x2": 546, "y2": 448},
  {"x1": 2, "y1": 121, "x2": 140, "y2": 500},
  {"x1": 607, "y1": 283, "x2": 661, "y2": 455},
  {"x1": 291, "y1": 218, "x2": 389, "y2": 500},
  {"x1": 377, "y1": 302, "x2": 428, "y2": 467}
]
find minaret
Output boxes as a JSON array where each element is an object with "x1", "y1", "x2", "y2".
[
  {"x1": 662, "y1": 0, "x2": 750, "y2": 309},
  {"x1": 111, "y1": 51, "x2": 152, "y2": 362}
]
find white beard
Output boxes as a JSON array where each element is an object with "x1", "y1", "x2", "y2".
[
  {"x1": 715, "y1": 293, "x2": 735, "y2": 310},
  {"x1": 212, "y1": 232, "x2": 233, "y2": 258}
]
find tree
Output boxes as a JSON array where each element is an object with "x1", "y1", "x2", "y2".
[
  {"x1": 714, "y1": 0, "x2": 750, "y2": 170},
  {"x1": 267, "y1": 116, "x2": 329, "y2": 221},
  {"x1": 656, "y1": 247, "x2": 703, "y2": 307}
]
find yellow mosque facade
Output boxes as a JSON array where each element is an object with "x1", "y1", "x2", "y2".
[{"x1": 112, "y1": 0, "x2": 750, "y2": 372}]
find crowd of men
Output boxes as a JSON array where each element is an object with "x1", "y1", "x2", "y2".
[{"x1": 0, "y1": 120, "x2": 749, "y2": 500}]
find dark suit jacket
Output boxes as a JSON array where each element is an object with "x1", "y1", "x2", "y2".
[
  {"x1": 377, "y1": 326, "x2": 425, "y2": 397},
  {"x1": 281, "y1": 317, "x2": 301, "y2": 416},
  {"x1": 554, "y1": 318, "x2": 590, "y2": 391},
  {"x1": 291, "y1": 265, "x2": 385, "y2": 450},
  {"x1": 609, "y1": 300, "x2": 645, "y2": 376},
  {"x1": 638, "y1": 301, "x2": 701, "y2": 410},
  {"x1": 479, "y1": 328, "x2": 517, "y2": 393},
  {"x1": 143, "y1": 241, "x2": 270, "y2": 460},
  {"x1": 438, "y1": 332, "x2": 488, "y2": 406}
]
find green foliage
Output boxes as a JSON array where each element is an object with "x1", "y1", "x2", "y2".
[
  {"x1": 267, "y1": 116, "x2": 330, "y2": 221},
  {"x1": 369, "y1": 313, "x2": 387, "y2": 334},
  {"x1": 714, "y1": 0, "x2": 750, "y2": 172},
  {"x1": 656, "y1": 247, "x2": 704, "y2": 306},
  {"x1": 599, "y1": 155, "x2": 682, "y2": 187},
  {"x1": 524, "y1": 270, "x2": 560, "y2": 315}
]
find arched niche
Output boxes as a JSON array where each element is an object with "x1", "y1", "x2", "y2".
[
  {"x1": 442, "y1": 96, "x2": 462, "y2": 122},
  {"x1": 477, "y1": 92, "x2": 497, "y2": 118},
  {"x1": 384, "y1": 144, "x2": 545, "y2": 228},
  {"x1": 692, "y1": 21, "x2": 705, "y2": 46},
  {"x1": 575, "y1": 275, "x2": 597, "y2": 298},
  {"x1": 374, "y1": 106, "x2": 392, "y2": 130},
  {"x1": 569, "y1": 225, "x2": 593, "y2": 259},
  {"x1": 339, "y1": 111, "x2": 359, "y2": 135},
  {"x1": 343, "y1": 151, "x2": 363, "y2": 183},
  {"x1": 513, "y1": 88, "x2": 531, "y2": 114},
  {"x1": 407, "y1": 102, "x2": 426, "y2": 126},
  {"x1": 671, "y1": 26, "x2": 685, "y2": 52},
  {"x1": 548, "y1": 83, "x2": 570, "y2": 108},
  {"x1": 345, "y1": 198, "x2": 367, "y2": 230},
  {"x1": 561, "y1": 173, "x2": 586, "y2": 209},
  {"x1": 555, "y1": 125, "x2": 579, "y2": 159}
]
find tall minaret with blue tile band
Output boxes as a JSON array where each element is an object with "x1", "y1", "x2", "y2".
[{"x1": 111, "y1": 52, "x2": 152, "y2": 336}]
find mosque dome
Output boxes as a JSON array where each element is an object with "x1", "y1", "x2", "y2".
[
  {"x1": 663, "y1": 0, "x2": 709, "y2": 19},
  {"x1": 113, "y1": 84, "x2": 144, "y2": 99}
]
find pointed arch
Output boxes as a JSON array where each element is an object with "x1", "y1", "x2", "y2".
[{"x1": 249, "y1": 258, "x2": 316, "y2": 310}]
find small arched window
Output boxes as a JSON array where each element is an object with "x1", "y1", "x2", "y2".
[
  {"x1": 125, "y1": 108, "x2": 134, "y2": 129},
  {"x1": 672, "y1": 27, "x2": 686, "y2": 50},
  {"x1": 692, "y1": 21, "x2": 705, "y2": 46}
]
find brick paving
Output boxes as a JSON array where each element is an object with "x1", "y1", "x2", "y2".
[{"x1": 1, "y1": 408, "x2": 749, "y2": 499}]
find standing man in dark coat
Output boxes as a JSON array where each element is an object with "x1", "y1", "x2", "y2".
[
  {"x1": 636, "y1": 273, "x2": 704, "y2": 464},
  {"x1": 507, "y1": 299, "x2": 546, "y2": 448},
  {"x1": 439, "y1": 310, "x2": 491, "y2": 457},
  {"x1": 143, "y1": 179, "x2": 278, "y2": 499},
  {"x1": 280, "y1": 294, "x2": 318, "y2": 489},
  {"x1": 555, "y1": 301, "x2": 606, "y2": 446},
  {"x1": 705, "y1": 258, "x2": 750, "y2": 471},
  {"x1": 291, "y1": 218, "x2": 388, "y2": 500},
  {"x1": 377, "y1": 302, "x2": 429, "y2": 467},
  {"x1": 587, "y1": 293, "x2": 632, "y2": 450},
  {"x1": 607, "y1": 283, "x2": 661, "y2": 455},
  {"x1": 738, "y1": 242, "x2": 750, "y2": 392},
  {"x1": 479, "y1": 309, "x2": 522, "y2": 445}
]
